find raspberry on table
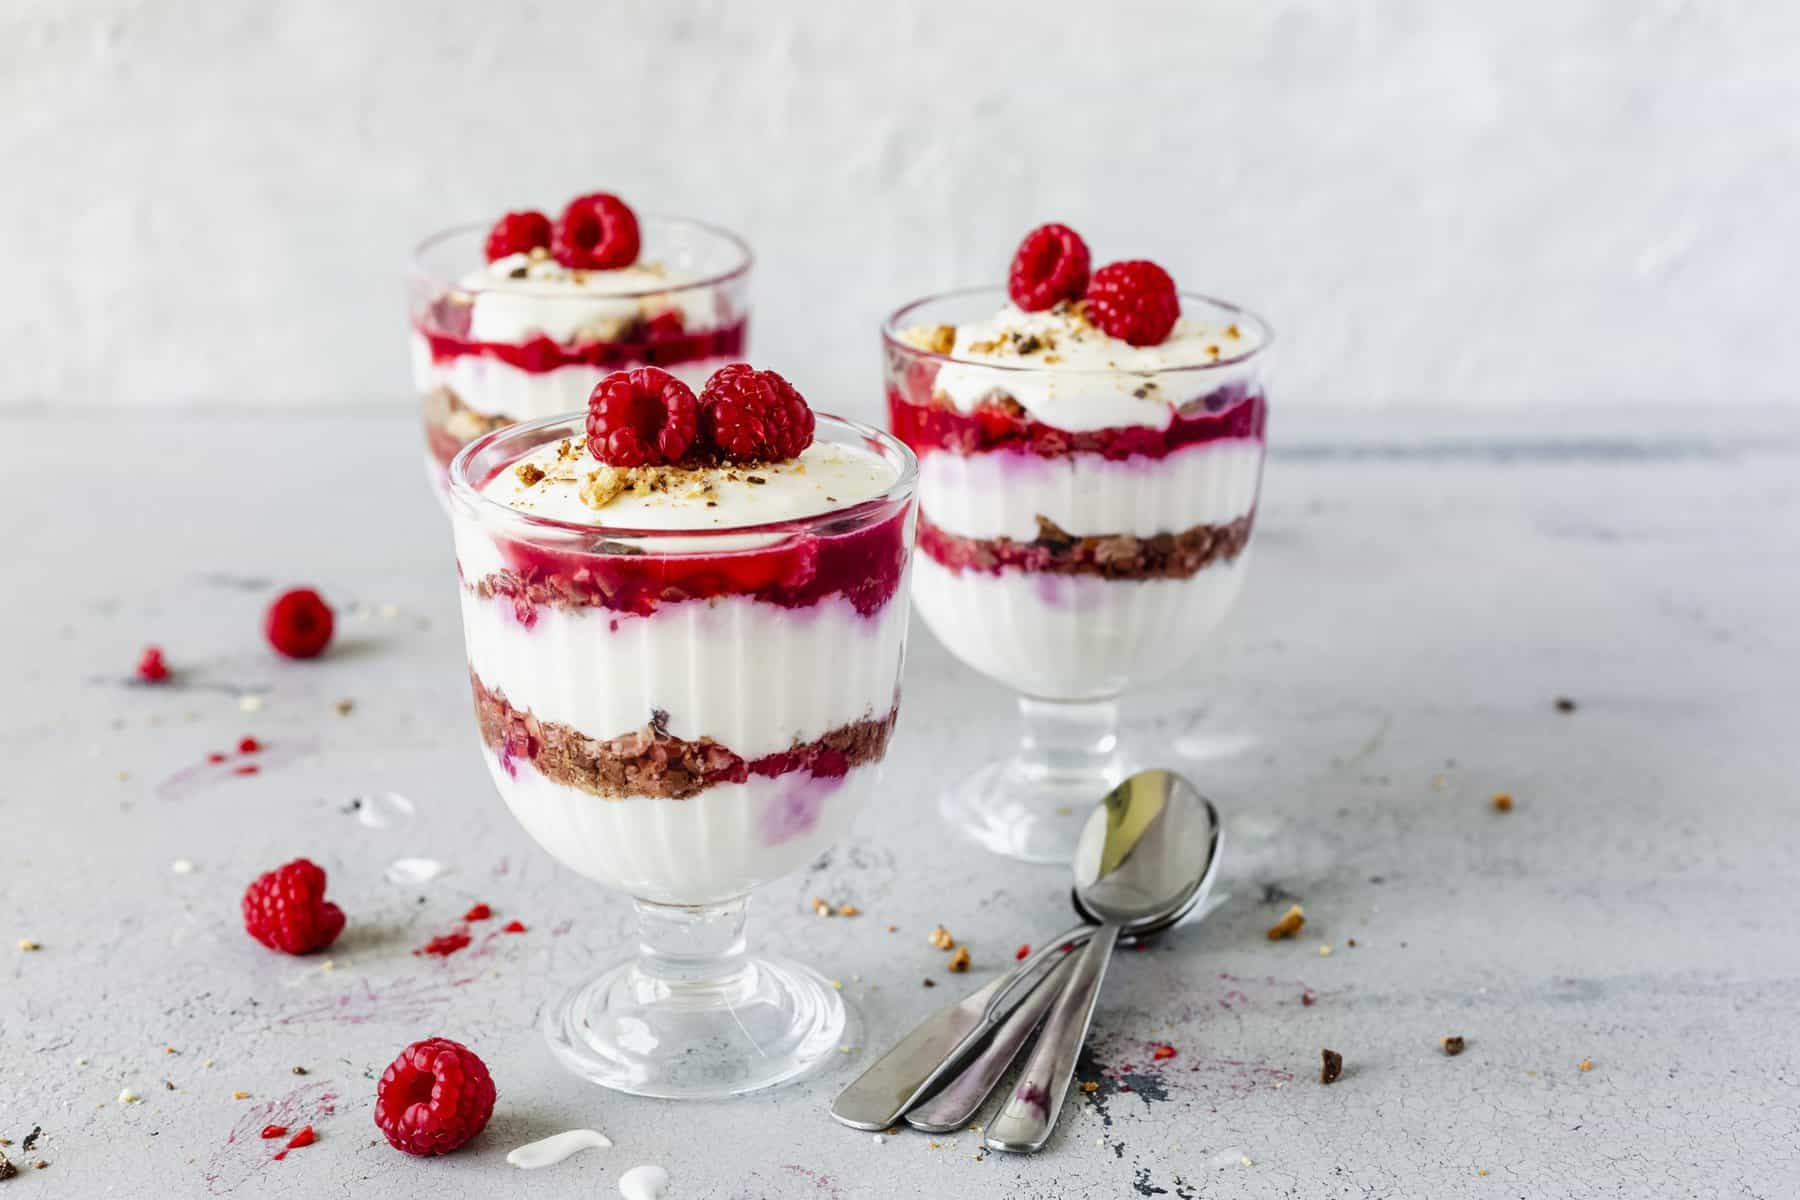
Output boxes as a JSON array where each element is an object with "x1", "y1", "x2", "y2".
[
  {"x1": 585, "y1": 368, "x2": 700, "y2": 467},
  {"x1": 373, "y1": 1037, "x2": 496, "y2": 1157},
  {"x1": 264, "y1": 588, "x2": 334, "y2": 659},
  {"x1": 1008, "y1": 223, "x2": 1091, "y2": 311},
  {"x1": 552, "y1": 192, "x2": 640, "y2": 270},
  {"x1": 242, "y1": 858, "x2": 345, "y2": 955},
  {"x1": 483, "y1": 210, "x2": 552, "y2": 262},
  {"x1": 136, "y1": 645, "x2": 171, "y2": 683},
  {"x1": 699, "y1": 364, "x2": 815, "y2": 463},
  {"x1": 1084, "y1": 260, "x2": 1180, "y2": 346}
]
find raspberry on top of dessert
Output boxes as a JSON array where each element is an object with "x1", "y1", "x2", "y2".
[
  {"x1": 479, "y1": 363, "x2": 892, "y2": 530},
  {"x1": 892, "y1": 223, "x2": 1266, "y2": 436},
  {"x1": 455, "y1": 192, "x2": 707, "y2": 346}
]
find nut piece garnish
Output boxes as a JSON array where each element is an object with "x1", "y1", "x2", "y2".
[
  {"x1": 17, "y1": 938, "x2": 40, "y2": 952},
  {"x1": 580, "y1": 466, "x2": 629, "y2": 510},
  {"x1": 1442, "y1": 1035, "x2": 1466, "y2": 1056},
  {"x1": 811, "y1": 897, "x2": 835, "y2": 918},
  {"x1": 515, "y1": 462, "x2": 546, "y2": 487},
  {"x1": 947, "y1": 945, "x2": 971, "y2": 973},
  {"x1": 1320, "y1": 1049, "x2": 1343, "y2": 1085},
  {"x1": 928, "y1": 925, "x2": 954, "y2": 950},
  {"x1": 839, "y1": 904, "x2": 861, "y2": 918},
  {"x1": 1266, "y1": 905, "x2": 1305, "y2": 940},
  {"x1": 1578, "y1": 1057, "x2": 1594, "y2": 1072},
  {"x1": 1491, "y1": 792, "x2": 1514, "y2": 812}
]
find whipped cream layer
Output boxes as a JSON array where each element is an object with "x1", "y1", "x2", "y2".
[
  {"x1": 461, "y1": 592, "x2": 908, "y2": 761},
  {"x1": 479, "y1": 438, "x2": 898, "y2": 531},
  {"x1": 460, "y1": 252, "x2": 720, "y2": 344},
  {"x1": 921, "y1": 304, "x2": 1263, "y2": 432},
  {"x1": 485, "y1": 747, "x2": 875, "y2": 904},
  {"x1": 912, "y1": 551, "x2": 1251, "y2": 700},
  {"x1": 918, "y1": 438, "x2": 1263, "y2": 542}
]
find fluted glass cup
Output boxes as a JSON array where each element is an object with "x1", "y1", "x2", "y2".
[
  {"x1": 447, "y1": 413, "x2": 916, "y2": 1098},
  {"x1": 410, "y1": 216, "x2": 751, "y2": 497},
  {"x1": 884, "y1": 286, "x2": 1271, "y2": 862}
]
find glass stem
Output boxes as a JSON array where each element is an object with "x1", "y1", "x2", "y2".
[
  {"x1": 632, "y1": 897, "x2": 751, "y2": 993},
  {"x1": 1014, "y1": 695, "x2": 1125, "y2": 784}
]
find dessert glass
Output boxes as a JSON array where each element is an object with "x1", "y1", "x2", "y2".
[
  {"x1": 447, "y1": 413, "x2": 916, "y2": 1099},
  {"x1": 410, "y1": 216, "x2": 751, "y2": 496},
  {"x1": 885, "y1": 286, "x2": 1271, "y2": 862}
]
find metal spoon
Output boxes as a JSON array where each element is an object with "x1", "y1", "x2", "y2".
[
  {"x1": 984, "y1": 770, "x2": 1221, "y2": 1154},
  {"x1": 829, "y1": 896, "x2": 1196, "y2": 1131},
  {"x1": 905, "y1": 876, "x2": 1227, "y2": 1134}
]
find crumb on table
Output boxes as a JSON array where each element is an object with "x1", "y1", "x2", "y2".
[{"x1": 1267, "y1": 904, "x2": 1305, "y2": 940}]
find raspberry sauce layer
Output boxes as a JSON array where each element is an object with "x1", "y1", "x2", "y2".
[
  {"x1": 418, "y1": 317, "x2": 747, "y2": 375},
  {"x1": 466, "y1": 499, "x2": 910, "y2": 621},
  {"x1": 916, "y1": 512, "x2": 1253, "y2": 580},
  {"x1": 474, "y1": 673, "x2": 898, "y2": 800},
  {"x1": 888, "y1": 380, "x2": 1266, "y2": 461}
]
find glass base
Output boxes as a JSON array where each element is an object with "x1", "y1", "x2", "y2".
[
  {"x1": 940, "y1": 757, "x2": 1132, "y2": 863},
  {"x1": 941, "y1": 695, "x2": 1133, "y2": 863},
  {"x1": 541, "y1": 908, "x2": 847, "y2": 1099}
]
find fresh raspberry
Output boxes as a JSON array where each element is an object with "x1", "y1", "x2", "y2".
[
  {"x1": 264, "y1": 588, "x2": 334, "y2": 659},
  {"x1": 373, "y1": 1038, "x2": 496, "y2": 1157},
  {"x1": 585, "y1": 368, "x2": 699, "y2": 467},
  {"x1": 1084, "y1": 260, "x2": 1180, "y2": 346},
  {"x1": 242, "y1": 858, "x2": 345, "y2": 955},
  {"x1": 1008, "y1": 223, "x2": 1090, "y2": 311},
  {"x1": 552, "y1": 192, "x2": 640, "y2": 270},
  {"x1": 699, "y1": 364, "x2": 815, "y2": 463},
  {"x1": 136, "y1": 645, "x2": 171, "y2": 683},
  {"x1": 482, "y1": 210, "x2": 552, "y2": 262}
]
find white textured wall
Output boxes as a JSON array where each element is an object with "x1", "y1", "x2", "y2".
[{"x1": 5, "y1": 0, "x2": 1797, "y2": 411}]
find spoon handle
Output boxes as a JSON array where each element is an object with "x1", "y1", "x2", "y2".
[
  {"x1": 903, "y1": 952, "x2": 1079, "y2": 1132},
  {"x1": 983, "y1": 922, "x2": 1121, "y2": 1154},
  {"x1": 830, "y1": 923, "x2": 1092, "y2": 1130}
]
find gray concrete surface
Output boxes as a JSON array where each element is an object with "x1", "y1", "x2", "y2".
[{"x1": 3, "y1": 407, "x2": 1797, "y2": 1198}]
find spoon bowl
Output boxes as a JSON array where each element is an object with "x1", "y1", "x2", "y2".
[{"x1": 986, "y1": 771, "x2": 1221, "y2": 1153}]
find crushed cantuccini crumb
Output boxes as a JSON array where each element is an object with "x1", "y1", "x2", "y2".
[
  {"x1": 928, "y1": 925, "x2": 954, "y2": 950},
  {"x1": 515, "y1": 462, "x2": 546, "y2": 486},
  {"x1": 1320, "y1": 1049, "x2": 1344, "y2": 1085},
  {"x1": 1442, "y1": 1036, "x2": 1466, "y2": 1056},
  {"x1": 839, "y1": 904, "x2": 861, "y2": 918},
  {"x1": 1266, "y1": 904, "x2": 1305, "y2": 940},
  {"x1": 1578, "y1": 1057, "x2": 1594, "y2": 1072},
  {"x1": 812, "y1": 897, "x2": 834, "y2": 917},
  {"x1": 898, "y1": 324, "x2": 957, "y2": 355},
  {"x1": 947, "y1": 945, "x2": 971, "y2": 973},
  {"x1": 1080, "y1": 1081, "x2": 1100, "y2": 1094},
  {"x1": 1492, "y1": 792, "x2": 1514, "y2": 812}
]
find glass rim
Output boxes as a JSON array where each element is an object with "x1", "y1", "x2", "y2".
[
  {"x1": 881, "y1": 284, "x2": 1274, "y2": 375},
  {"x1": 447, "y1": 410, "x2": 919, "y2": 544},
  {"x1": 409, "y1": 214, "x2": 754, "y2": 299}
]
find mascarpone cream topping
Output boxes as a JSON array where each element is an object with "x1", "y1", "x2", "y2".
[
  {"x1": 481, "y1": 438, "x2": 898, "y2": 531},
  {"x1": 908, "y1": 303, "x2": 1262, "y2": 433},
  {"x1": 458, "y1": 250, "x2": 716, "y2": 344}
]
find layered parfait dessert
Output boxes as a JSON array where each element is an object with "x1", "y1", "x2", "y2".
[
  {"x1": 448, "y1": 361, "x2": 916, "y2": 1098},
  {"x1": 410, "y1": 191, "x2": 749, "y2": 492},
  {"x1": 885, "y1": 223, "x2": 1269, "y2": 861}
]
